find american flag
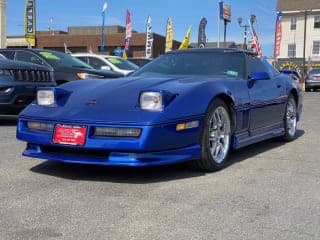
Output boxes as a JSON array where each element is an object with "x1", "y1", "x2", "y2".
[
  {"x1": 274, "y1": 12, "x2": 283, "y2": 60},
  {"x1": 250, "y1": 21, "x2": 262, "y2": 57}
]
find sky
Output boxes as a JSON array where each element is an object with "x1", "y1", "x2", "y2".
[{"x1": 6, "y1": 0, "x2": 277, "y2": 57}]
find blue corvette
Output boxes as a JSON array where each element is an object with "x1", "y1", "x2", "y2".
[{"x1": 16, "y1": 48, "x2": 302, "y2": 171}]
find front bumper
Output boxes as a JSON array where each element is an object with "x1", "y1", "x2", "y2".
[{"x1": 17, "y1": 117, "x2": 203, "y2": 166}]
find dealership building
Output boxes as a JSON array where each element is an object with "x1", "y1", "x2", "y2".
[
  {"x1": 276, "y1": 0, "x2": 320, "y2": 72},
  {"x1": 6, "y1": 25, "x2": 182, "y2": 58}
]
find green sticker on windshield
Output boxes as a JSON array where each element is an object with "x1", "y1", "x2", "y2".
[
  {"x1": 108, "y1": 57, "x2": 122, "y2": 65},
  {"x1": 226, "y1": 70, "x2": 238, "y2": 77},
  {"x1": 39, "y1": 52, "x2": 60, "y2": 60}
]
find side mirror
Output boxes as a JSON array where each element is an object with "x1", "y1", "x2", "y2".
[
  {"x1": 101, "y1": 65, "x2": 111, "y2": 71},
  {"x1": 250, "y1": 72, "x2": 270, "y2": 81}
]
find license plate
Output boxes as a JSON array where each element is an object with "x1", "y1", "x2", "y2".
[{"x1": 53, "y1": 124, "x2": 87, "y2": 146}]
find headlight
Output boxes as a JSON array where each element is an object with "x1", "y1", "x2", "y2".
[
  {"x1": 140, "y1": 92, "x2": 163, "y2": 111},
  {"x1": 76, "y1": 73, "x2": 105, "y2": 79},
  {"x1": 27, "y1": 121, "x2": 53, "y2": 132},
  {"x1": 0, "y1": 69, "x2": 11, "y2": 76},
  {"x1": 37, "y1": 89, "x2": 55, "y2": 106}
]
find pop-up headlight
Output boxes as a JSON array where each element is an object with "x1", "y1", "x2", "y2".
[
  {"x1": 37, "y1": 89, "x2": 55, "y2": 106},
  {"x1": 140, "y1": 92, "x2": 163, "y2": 111}
]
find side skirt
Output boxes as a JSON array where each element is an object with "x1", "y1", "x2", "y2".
[{"x1": 232, "y1": 122, "x2": 285, "y2": 149}]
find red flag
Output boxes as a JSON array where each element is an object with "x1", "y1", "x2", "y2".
[
  {"x1": 124, "y1": 9, "x2": 132, "y2": 52},
  {"x1": 250, "y1": 21, "x2": 262, "y2": 57},
  {"x1": 274, "y1": 12, "x2": 283, "y2": 60}
]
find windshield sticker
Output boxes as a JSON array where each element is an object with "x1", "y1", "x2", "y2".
[
  {"x1": 226, "y1": 70, "x2": 238, "y2": 77},
  {"x1": 108, "y1": 58, "x2": 122, "y2": 65},
  {"x1": 39, "y1": 52, "x2": 60, "y2": 60}
]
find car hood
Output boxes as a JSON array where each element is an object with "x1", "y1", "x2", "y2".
[
  {"x1": 20, "y1": 76, "x2": 224, "y2": 125},
  {"x1": 0, "y1": 59, "x2": 51, "y2": 71},
  {"x1": 54, "y1": 66, "x2": 124, "y2": 78}
]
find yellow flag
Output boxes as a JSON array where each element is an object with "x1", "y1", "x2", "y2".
[
  {"x1": 24, "y1": 0, "x2": 36, "y2": 47},
  {"x1": 122, "y1": 50, "x2": 128, "y2": 59},
  {"x1": 165, "y1": 18, "x2": 173, "y2": 53},
  {"x1": 179, "y1": 27, "x2": 192, "y2": 50}
]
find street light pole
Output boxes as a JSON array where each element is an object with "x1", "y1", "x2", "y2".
[
  {"x1": 101, "y1": 2, "x2": 108, "y2": 53},
  {"x1": 217, "y1": 0, "x2": 221, "y2": 48},
  {"x1": 237, "y1": 15, "x2": 256, "y2": 50},
  {"x1": 0, "y1": 0, "x2": 6, "y2": 48}
]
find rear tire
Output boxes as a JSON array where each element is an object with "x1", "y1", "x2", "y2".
[
  {"x1": 195, "y1": 99, "x2": 232, "y2": 171},
  {"x1": 282, "y1": 94, "x2": 297, "y2": 142}
]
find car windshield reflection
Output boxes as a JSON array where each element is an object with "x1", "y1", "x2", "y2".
[{"x1": 132, "y1": 52, "x2": 245, "y2": 79}]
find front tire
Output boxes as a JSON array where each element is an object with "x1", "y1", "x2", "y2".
[
  {"x1": 282, "y1": 94, "x2": 297, "y2": 142},
  {"x1": 196, "y1": 99, "x2": 232, "y2": 171}
]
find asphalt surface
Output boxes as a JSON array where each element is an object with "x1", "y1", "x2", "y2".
[{"x1": 0, "y1": 92, "x2": 319, "y2": 240}]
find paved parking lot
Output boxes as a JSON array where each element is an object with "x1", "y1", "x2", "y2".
[{"x1": 0, "y1": 92, "x2": 319, "y2": 240}]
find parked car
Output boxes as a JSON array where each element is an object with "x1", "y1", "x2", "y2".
[
  {"x1": 305, "y1": 68, "x2": 320, "y2": 92},
  {"x1": 0, "y1": 49, "x2": 122, "y2": 85},
  {"x1": 16, "y1": 48, "x2": 302, "y2": 171},
  {"x1": 72, "y1": 53, "x2": 139, "y2": 76},
  {"x1": 127, "y1": 57, "x2": 152, "y2": 67},
  {"x1": 0, "y1": 58, "x2": 55, "y2": 117}
]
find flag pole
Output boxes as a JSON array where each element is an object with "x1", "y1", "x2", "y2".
[{"x1": 217, "y1": 0, "x2": 221, "y2": 48}]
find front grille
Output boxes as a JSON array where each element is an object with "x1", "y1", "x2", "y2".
[
  {"x1": 41, "y1": 145, "x2": 109, "y2": 159},
  {"x1": 9, "y1": 69, "x2": 52, "y2": 82}
]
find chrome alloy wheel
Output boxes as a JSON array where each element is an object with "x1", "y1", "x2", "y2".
[
  {"x1": 208, "y1": 106, "x2": 231, "y2": 164},
  {"x1": 286, "y1": 99, "x2": 297, "y2": 137}
]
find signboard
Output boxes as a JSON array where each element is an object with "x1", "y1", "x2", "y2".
[{"x1": 219, "y1": 2, "x2": 231, "y2": 22}]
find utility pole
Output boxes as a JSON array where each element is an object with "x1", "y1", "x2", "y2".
[{"x1": 0, "y1": 0, "x2": 6, "y2": 48}]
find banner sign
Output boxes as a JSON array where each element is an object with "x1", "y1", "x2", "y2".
[
  {"x1": 198, "y1": 18, "x2": 207, "y2": 48},
  {"x1": 24, "y1": 0, "x2": 36, "y2": 46},
  {"x1": 219, "y1": 2, "x2": 231, "y2": 22},
  {"x1": 124, "y1": 9, "x2": 132, "y2": 52},
  {"x1": 274, "y1": 12, "x2": 283, "y2": 60},
  {"x1": 145, "y1": 16, "x2": 153, "y2": 59},
  {"x1": 165, "y1": 18, "x2": 173, "y2": 53}
]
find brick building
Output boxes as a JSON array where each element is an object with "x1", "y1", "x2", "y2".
[{"x1": 7, "y1": 25, "x2": 181, "y2": 58}]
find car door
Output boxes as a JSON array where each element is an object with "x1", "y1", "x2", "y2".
[{"x1": 246, "y1": 55, "x2": 286, "y2": 135}]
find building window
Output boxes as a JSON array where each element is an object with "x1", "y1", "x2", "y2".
[
  {"x1": 314, "y1": 16, "x2": 320, "y2": 28},
  {"x1": 290, "y1": 17, "x2": 297, "y2": 30},
  {"x1": 313, "y1": 41, "x2": 320, "y2": 55},
  {"x1": 288, "y1": 44, "x2": 296, "y2": 58}
]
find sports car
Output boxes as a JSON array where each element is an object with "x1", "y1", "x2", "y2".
[{"x1": 16, "y1": 48, "x2": 303, "y2": 171}]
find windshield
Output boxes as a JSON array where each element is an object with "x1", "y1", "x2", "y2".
[
  {"x1": 105, "y1": 57, "x2": 139, "y2": 71},
  {"x1": 38, "y1": 51, "x2": 93, "y2": 69},
  {"x1": 132, "y1": 52, "x2": 245, "y2": 78}
]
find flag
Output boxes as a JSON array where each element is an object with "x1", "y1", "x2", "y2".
[
  {"x1": 102, "y1": 2, "x2": 108, "y2": 13},
  {"x1": 165, "y1": 18, "x2": 173, "y2": 53},
  {"x1": 274, "y1": 12, "x2": 283, "y2": 60},
  {"x1": 100, "y1": 1, "x2": 108, "y2": 52},
  {"x1": 123, "y1": 9, "x2": 132, "y2": 58},
  {"x1": 24, "y1": 0, "x2": 36, "y2": 47},
  {"x1": 249, "y1": 21, "x2": 262, "y2": 57},
  {"x1": 145, "y1": 16, "x2": 153, "y2": 59},
  {"x1": 198, "y1": 18, "x2": 207, "y2": 48},
  {"x1": 179, "y1": 27, "x2": 191, "y2": 50}
]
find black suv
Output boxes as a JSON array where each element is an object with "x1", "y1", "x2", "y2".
[
  {"x1": 0, "y1": 49, "x2": 122, "y2": 85},
  {"x1": 0, "y1": 58, "x2": 55, "y2": 117}
]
